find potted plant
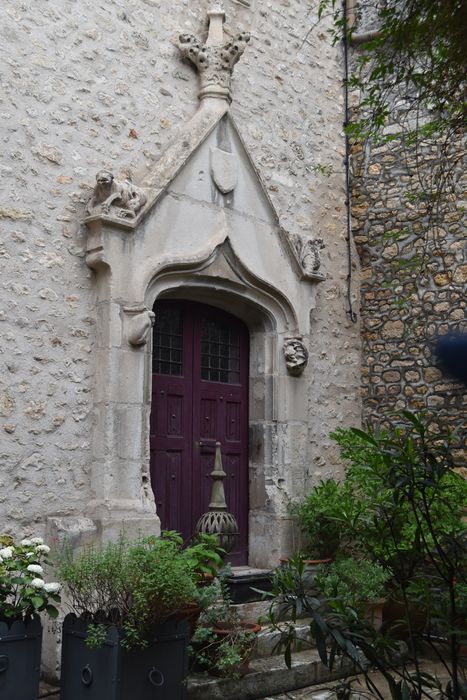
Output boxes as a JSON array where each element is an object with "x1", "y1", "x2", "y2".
[
  {"x1": 57, "y1": 534, "x2": 199, "y2": 699},
  {"x1": 331, "y1": 414, "x2": 467, "y2": 644},
  {"x1": 165, "y1": 531, "x2": 225, "y2": 585},
  {"x1": 266, "y1": 413, "x2": 467, "y2": 699},
  {"x1": 0, "y1": 535, "x2": 61, "y2": 700},
  {"x1": 315, "y1": 557, "x2": 390, "y2": 630},
  {"x1": 191, "y1": 571, "x2": 261, "y2": 679},
  {"x1": 291, "y1": 479, "x2": 360, "y2": 585},
  {"x1": 157, "y1": 531, "x2": 225, "y2": 635}
]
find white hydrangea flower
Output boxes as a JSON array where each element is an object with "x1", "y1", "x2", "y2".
[
  {"x1": 30, "y1": 537, "x2": 44, "y2": 545},
  {"x1": 35, "y1": 544, "x2": 50, "y2": 554},
  {"x1": 31, "y1": 578, "x2": 45, "y2": 589},
  {"x1": 0, "y1": 547, "x2": 14, "y2": 559},
  {"x1": 0, "y1": 556, "x2": 3, "y2": 564},
  {"x1": 27, "y1": 564, "x2": 44, "y2": 575},
  {"x1": 20, "y1": 538, "x2": 33, "y2": 546},
  {"x1": 44, "y1": 582, "x2": 61, "y2": 593}
]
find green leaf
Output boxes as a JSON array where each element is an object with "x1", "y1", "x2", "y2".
[
  {"x1": 401, "y1": 681, "x2": 410, "y2": 700},
  {"x1": 349, "y1": 428, "x2": 378, "y2": 446},
  {"x1": 312, "y1": 621, "x2": 328, "y2": 667},
  {"x1": 31, "y1": 596, "x2": 44, "y2": 609},
  {"x1": 46, "y1": 605, "x2": 59, "y2": 619}
]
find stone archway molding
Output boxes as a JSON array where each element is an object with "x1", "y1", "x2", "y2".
[
  {"x1": 145, "y1": 237, "x2": 299, "y2": 334},
  {"x1": 49, "y1": 7, "x2": 325, "y2": 557}
]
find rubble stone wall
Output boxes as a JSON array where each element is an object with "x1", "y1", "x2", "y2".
[{"x1": 352, "y1": 133, "x2": 466, "y2": 464}]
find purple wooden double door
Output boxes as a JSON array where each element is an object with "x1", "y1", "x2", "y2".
[{"x1": 150, "y1": 300, "x2": 249, "y2": 565}]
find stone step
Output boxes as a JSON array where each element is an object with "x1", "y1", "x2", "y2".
[
  {"x1": 234, "y1": 599, "x2": 272, "y2": 624},
  {"x1": 253, "y1": 620, "x2": 315, "y2": 659},
  {"x1": 186, "y1": 649, "x2": 354, "y2": 700}
]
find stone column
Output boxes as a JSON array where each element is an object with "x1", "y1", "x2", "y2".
[{"x1": 83, "y1": 217, "x2": 159, "y2": 542}]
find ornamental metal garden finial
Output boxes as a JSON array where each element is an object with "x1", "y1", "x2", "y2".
[
  {"x1": 178, "y1": 6, "x2": 250, "y2": 102},
  {"x1": 195, "y1": 442, "x2": 239, "y2": 553}
]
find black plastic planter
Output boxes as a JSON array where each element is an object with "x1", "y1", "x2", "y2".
[
  {"x1": 60, "y1": 614, "x2": 190, "y2": 700},
  {"x1": 0, "y1": 616, "x2": 42, "y2": 700}
]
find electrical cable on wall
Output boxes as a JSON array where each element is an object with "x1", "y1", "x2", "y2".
[{"x1": 342, "y1": 0, "x2": 358, "y2": 323}]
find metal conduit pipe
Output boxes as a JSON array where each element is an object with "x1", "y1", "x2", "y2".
[{"x1": 342, "y1": 0, "x2": 358, "y2": 323}]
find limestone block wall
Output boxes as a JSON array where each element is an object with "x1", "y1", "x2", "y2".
[
  {"x1": 352, "y1": 135, "x2": 466, "y2": 464},
  {"x1": 0, "y1": 0, "x2": 361, "y2": 539}
]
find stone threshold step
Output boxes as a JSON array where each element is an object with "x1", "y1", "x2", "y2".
[{"x1": 186, "y1": 648, "x2": 354, "y2": 700}]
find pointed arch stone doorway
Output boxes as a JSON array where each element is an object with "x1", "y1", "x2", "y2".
[{"x1": 150, "y1": 299, "x2": 250, "y2": 565}]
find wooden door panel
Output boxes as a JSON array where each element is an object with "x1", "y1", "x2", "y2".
[
  {"x1": 152, "y1": 388, "x2": 186, "y2": 438},
  {"x1": 225, "y1": 398, "x2": 241, "y2": 441},
  {"x1": 151, "y1": 449, "x2": 184, "y2": 533},
  {"x1": 198, "y1": 398, "x2": 218, "y2": 441},
  {"x1": 166, "y1": 394, "x2": 184, "y2": 436},
  {"x1": 223, "y1": 454, "x2": 240, "y2": 513}
]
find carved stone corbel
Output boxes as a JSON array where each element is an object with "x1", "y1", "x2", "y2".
[
  {"x1": 125, "y1": 307, "x2": 155, "y2": 347},
  {"x1": 281, "y1": 229, "x2": 326, "y2": 282},
  {"x1": 283, "y1": 336, "x2": 309, "y2": 376},
  {"x1": 85, "y1": 170, "x2": 147, "y2": 222}
]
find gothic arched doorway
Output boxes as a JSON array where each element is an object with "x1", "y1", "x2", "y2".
[{"x1": 150, "y1": 299, "x2": 249, "y2": 565}]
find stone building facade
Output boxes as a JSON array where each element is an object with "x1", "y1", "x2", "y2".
[
  {"x1": 0, "y1": 0, "x2": 361, "y2": 576},
  {"x1": 1, "y1": 0, "x2": 465, "y2": 679}
]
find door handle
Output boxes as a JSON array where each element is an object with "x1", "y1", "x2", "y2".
[{"x1": 195, "y1": 440, "x2": 221, "y2": 450}]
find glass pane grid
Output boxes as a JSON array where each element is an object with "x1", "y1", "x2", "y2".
[
  {"x1": 201, "y1": 318, "x2": 240, "y2": 384},
  {"x1": 153, "y1": 309, "x2": 183, "y2": 376}
]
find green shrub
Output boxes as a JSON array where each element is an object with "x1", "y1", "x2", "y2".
[
  {"x1": 331, "y1": 415, "x2": 467, "y2": 578},
  {"x1": 295, "y1": 479, "x2": 361, "y2": 558},
  {"x1": 57, "y1": 534, "x2": 197, "y2": 649},
  {"x1": 315, "y1": 558, "x2": 390, "y2": 609}
]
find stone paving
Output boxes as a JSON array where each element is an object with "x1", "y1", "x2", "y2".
[
  {"x1": 38, "y1": 681, "x2": 59, "y2": 698},
  {"x1": 259, "y1": 660, "x2": 454, "y2": 699}
]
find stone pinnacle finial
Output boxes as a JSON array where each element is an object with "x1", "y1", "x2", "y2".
[
  {"x1": 194, "y1": 442, "x2": 240, "y2": 554},
  {"x1": 206, "y1": 6, "x2": 226, "y2": 46},
  {"x1": 178, "y1": 8, "x2": 250, "y2": 102}
]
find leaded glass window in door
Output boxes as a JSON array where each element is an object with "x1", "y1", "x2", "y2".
[
  {"x1": 152, "y1": 308, "x2": 183, "y2": 376},
  {"x1": 200, "y1": 318, "x2": 240, "y2": 384}
]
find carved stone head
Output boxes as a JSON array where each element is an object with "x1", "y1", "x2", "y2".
[
  {"x1": 284, "y1": 337, "x2": 309, "y2": 376},
  {"x1": 96, "y1": 170, "x2": 114, "y2": 187}
]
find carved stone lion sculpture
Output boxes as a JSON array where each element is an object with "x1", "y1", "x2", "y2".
[
  {"x1": 284, "y1": 337, "x2": 309, "y2": 376},
  {"x1": 86, "y1": 170, "x2": 147, "y2": 219}
]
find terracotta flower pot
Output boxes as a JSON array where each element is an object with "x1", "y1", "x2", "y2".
[
  {"x1": 363, "y1": 598, "x2": 386, "y2": 631},
  {"x1": 196, "y1": 573, "x2": 214, "y2": 588},
  {"x1": 382, "y1": 594, "x2": 427, "y2": 640},
  {"x1": 172, "y1": 601, "x2": 202, "y2": 637},
  {"x1": 204, "y1": 622, "x2": 261, "y2": 678}
]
